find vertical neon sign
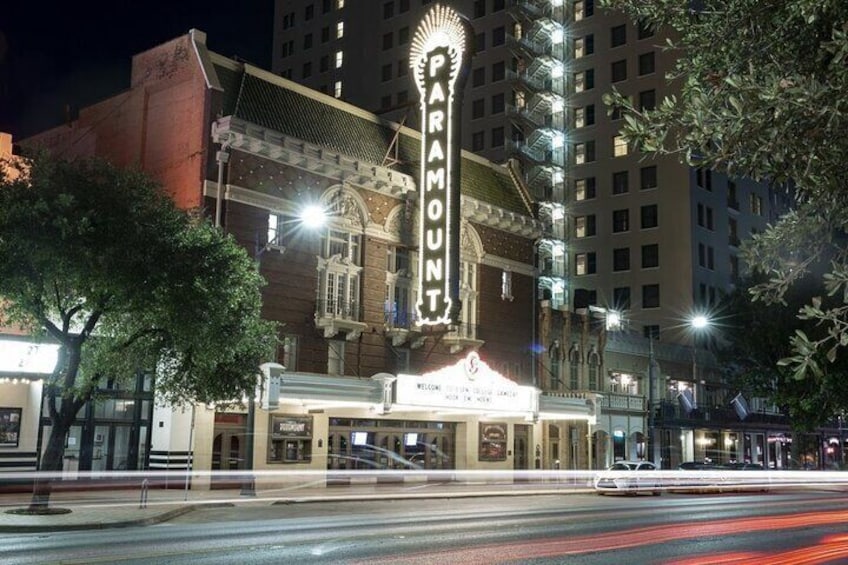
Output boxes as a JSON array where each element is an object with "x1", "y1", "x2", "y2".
[{"x1": 411, "y1": 4, "x2": 471, "y2": 326}]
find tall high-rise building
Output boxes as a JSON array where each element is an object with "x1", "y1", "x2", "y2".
[{"x1": 272, "y1": 0, "x2": 778, "y2": 346}]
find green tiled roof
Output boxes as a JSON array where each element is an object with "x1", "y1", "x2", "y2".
[{"x1": 212, "y1": 61, "x2": 532, "y2": 216}]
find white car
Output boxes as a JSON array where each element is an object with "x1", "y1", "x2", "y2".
[{"x1": 593, "y1": 461, "x2": 661, "y2": 495}]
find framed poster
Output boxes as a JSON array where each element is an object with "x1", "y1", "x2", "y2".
[
  {"x1": 0, "y1": 407, "x2": 22, "y2": 448},
  {"x1": 479, "y1": 422, "x2": 507, "y2": 462}
]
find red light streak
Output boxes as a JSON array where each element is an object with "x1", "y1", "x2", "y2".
[{"x1": 356, "y1": 510, "x2": 848, "y2": 565}]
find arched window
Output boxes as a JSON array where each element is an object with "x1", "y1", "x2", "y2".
[
  {"x1": 588, "y1": 347, "x2": 601, "y2": 391},
  {"x1": 568, "y1": 345, "x2": 580, "y2": 390}
]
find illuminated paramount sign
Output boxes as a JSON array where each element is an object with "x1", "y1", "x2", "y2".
[{"x1": 411, "y1": 4, "x2": 471, "y2": 326}]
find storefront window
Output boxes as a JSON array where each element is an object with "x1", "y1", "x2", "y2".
[{"x1": 267, "y1": 415, "x2": 313, "y2": 463}]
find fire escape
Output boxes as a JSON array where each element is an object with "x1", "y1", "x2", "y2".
[{"x1": 507, "y1": 0, "x2": 569, "y2": 310}]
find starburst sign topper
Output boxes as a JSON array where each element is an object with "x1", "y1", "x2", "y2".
[{"x1": 411, "y1": 5, "x2": 472, "y2": 326}]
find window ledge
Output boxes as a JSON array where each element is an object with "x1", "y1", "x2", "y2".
[{"x1": 315, "y1": 315, "x2": 367, "y2": 341}]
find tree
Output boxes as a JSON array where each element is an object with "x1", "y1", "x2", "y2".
[
  {"x1": 601, "y1": 1, "x2": 848, "y2": 387},
  {"x1": 0, "y1": 153, "x2": 277, "y2": 511},
  {"x1": 719, "y1": 273, "x2": 848, "y2": 443}
]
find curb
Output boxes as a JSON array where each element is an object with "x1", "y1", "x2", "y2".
[{"x1": 0, "y1": 502, "x2": 235, "y2": 534}]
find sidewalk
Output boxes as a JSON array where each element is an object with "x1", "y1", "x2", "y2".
[{"x1": 0, "y1": 480, "x2": 586, "y2": 533}]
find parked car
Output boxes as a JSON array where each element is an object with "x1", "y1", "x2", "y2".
[
  {"x1": 674, "y1": 461, "x2": 770, "y2": 493},
  {"x1": 593, "y1": 461, "x2": 661, "y2": 496}
]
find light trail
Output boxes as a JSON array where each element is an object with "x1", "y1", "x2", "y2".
[{"x1": 357, "y1": 509, "x2": 848, "y2": 564}]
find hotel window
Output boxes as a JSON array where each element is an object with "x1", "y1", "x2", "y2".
[
  {"x1": 382, "y1": 32, "x2": 393, "y2": 50},
  {"x1": 574, "y1": 104, "x2": 595, "y2": 128},
  {"x1": 727, "y1": 217, "x2": 739, "y2": 246},
  {"x1": 644, "y1": 325, "x2": 660, "y2": 340},
  {"x1": 639, "y1": 52, "x2": 655, "y2": 75},
  {"x1": 381, "y1": 64, "x2": 392, "y2": 82},
  {"x1": 575, "y1": 141, "x2": 595, "y2": 164},
  {"x1": 611, "y1": 24, "x2": 626, "y2": 47},
  {"x1": 708, "y1": 246, "x2": 715, "y2": 269},
  {"x1": 475, "y1": 32, "x2": 486, "y2": 53},
  {"x1": 728, "y1": 181, "x2": 739, "y2": 209},
  {"x1": 472, "y1": 131, "x2": 484, "y2": 151},
  {"x1": 706, "y1": 206, "x2": 714, "y2": 230},
  {"x1": 322, "y1": 26, "x2": 330, "y2": 43},
  {"x1": 613, "y1": 248, "x2": 630, "y2": 272},
  {"x1": 575, "y1": 252, "x2": 597, "y2": 275},
  {"x1": 575, "y1": 215, "x2": 596, "y2": 238},
  {"x1": 613, "y1": 286, "x2": 631, "y2": 310},
  {"x1": 613, "y1": 135, "x2": 629, "y2": 157},
  {"x1": 641, "y1": 204, "x2": 658, "y2": 229},
  {"x1": 574, "y1": 69, "x2": 594, "y2": 92},
  {"x1": 640, "y1": 165, "x2": 657, "y2": 189},
  {"x1": 336, "y1": 21, "x2": 344, "y2": 39},
  {"x1": 473, "y1": 67, "x2": 485, "y2": 87},
  {"x1": 642, "y1": 284, "x2": 660, "y2": 308},
  {"x1": 304, "y1": 34, "x2": 313, "y2": 49},
  {"x1": 474, "y1": 0, "x2": 485, "y2": 17},
  {"x1": 491, "y1": 126, "x2": 505, "y2": 147},
  {"x1": 400, "y1": 0, "x2": 409, "y2": 12},
  {"x1": 336, "y1": 0, "x2": 344, "y2": 8},
  {"x1": 397, "y1": 59, "x2": 408, "y2": 77},
  {"x1": 380, "y1": 95, "x2": 391, "y2": 109},
  {"x1": 383, "y1": 1, "x2": 394, "y2": 18},
  {"x1": 638, "y1": 20, "x2": 654, "y2": 39},
  {"x1": 281, "y1": 40, "x2": 294, "y2": 58},
  {"x1": 750, "y1": 193, "x2": 763, "y2": 215},
  {"x1": 491, "y1": 93, "x2": 505, "y2": 114},
  {"x1": 612, "y1": 170, "x2": 629, "y2": 195},
  {"x1": 323, "y1": 0, "x2": 331, "y2": 13},
  {"x1": 574, "y1": 0, "x2": 594, "y2": 21},
  {"x1": 641, "y1": 243, "x2": 659, "y2": 268},
  {"x1": 320, "y1": 55, "x2": 329, "y2": 72},
  {"x1": 730, "y1": 254, "x2": 739, "y2": 280},
  {"x1": 639, "y1": 89, "x2": 656, "y2": 111},
  {"x1": 493, "y1": 0, "x2": 505, "y2": 11},
  {"x1": 335, "y1": 51, "x2": 343, "y2": 68},
  {"x1": 696, "y1": 168, "x2": 713, "y2": 190},
  {"x1": 305, "y1": 4, "x2": 314, "y2": 20},
  {"x1": 399, "y1": 26, "x2": 409, "y2": 45},
  {"x1": 611, "y1": 59, "x2": 627, "y2": 83},
  {"x1": 501, "y1": 270, "x2": 513, "y2": 301},
  {"x1": 575, "y1": 177, "x2": 596, "y2": 200},
  {"x1": 574, "y1": 34, "x2": 594, "y2": 58},
  {"x1": 282, "y1": 12, "x2": 295, "y2": 29},
  {"x1": 492, "y1": 61, "x2": 505, "y2": 82},
  {"x1": 612, "y1": 209, "x2": 630, "y2": 233},
  {"x1": 397, "y1": 90, "x2": 407, "y2": 104},
  {"x1": 569, "y1": 348, "x2": 580, "y2": 389},
  {"x1": 302, "y1": 62, "x2": 312, "y2": 78},
  {"x1": 493, "y1": 26, "x2": 506, "y2": 46},
  {"x1": 334, "y1": 81, "x2": 342, "y2": 98},
  {"x1": 472, "y1": 98, "x2": 484, "y2": 119}
]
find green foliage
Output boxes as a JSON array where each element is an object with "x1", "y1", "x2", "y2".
[
  {"x1": 600, "y1": 0, "x2": 848, "y2": 389},
  {"x1": 0, "y1": 152, "x2": 277, "y2": 406},
  {"x1": 719, "y1": 273, "x2": 848, "y2": 430}
]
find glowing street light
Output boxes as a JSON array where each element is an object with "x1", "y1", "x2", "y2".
[
  {"x1": 691, "y1": 314, "x2": 709, "y2": 330},
  {"x1": 300, "y1": 204, "x2": 327, "y2": 229}
]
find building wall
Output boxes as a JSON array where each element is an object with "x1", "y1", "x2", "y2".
[{"x1": 24, "y1": 32, "x2": 212, "y2": 211}]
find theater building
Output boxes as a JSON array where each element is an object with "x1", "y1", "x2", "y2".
[{"x1": 22, "y1": 29, "x2": 602, "y2": 485}]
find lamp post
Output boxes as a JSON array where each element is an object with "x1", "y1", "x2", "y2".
[{"x1": 240, "y1": 204, "x2": 326, "y2": 497}]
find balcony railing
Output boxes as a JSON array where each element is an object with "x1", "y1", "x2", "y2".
[
  {"x1": 315, "y1": 298, "x2": 367, "y2": 340},
  {"x1": 600, "y1": 392, "x2": 645, "y2": 413}
]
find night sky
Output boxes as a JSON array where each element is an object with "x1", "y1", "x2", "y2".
[{"x1": 1, "y1": 1, "x2": 274, "y2": 139}]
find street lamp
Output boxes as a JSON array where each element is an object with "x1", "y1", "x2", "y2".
[{"x1": 241, "y1": 205, "x2": 327, "y2": 496}]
